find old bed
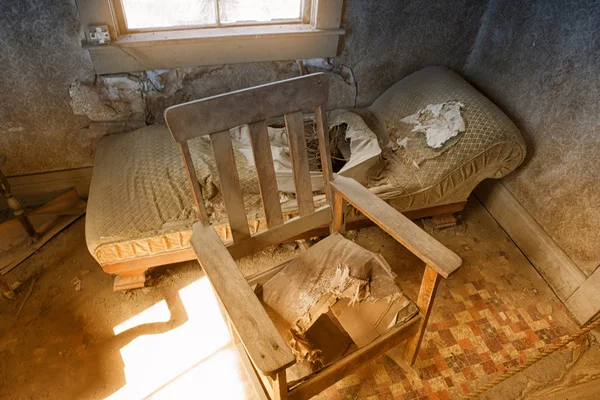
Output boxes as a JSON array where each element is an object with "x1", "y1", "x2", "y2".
[{"x1": 85, "y1": 66, "x2": 525, "y2": 289}]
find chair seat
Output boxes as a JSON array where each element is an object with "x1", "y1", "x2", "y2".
[{"x1": 258, "y1": 233, "x2": 418, "y2": 380}]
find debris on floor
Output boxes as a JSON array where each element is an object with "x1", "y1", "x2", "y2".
[
  {"x1": 0, "y1": 189, "x2": 87, "y2": 297},
  {"x1": 1, "y1": 199, "x2": 598, "y2": 399}
]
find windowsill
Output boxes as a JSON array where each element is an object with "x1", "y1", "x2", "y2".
[
  {"x1": 83, "y1": 25, "x2": 344, "y2": 48},
  {"x1": 85, "y1": 25, "x2": 344, "y2": 74}
]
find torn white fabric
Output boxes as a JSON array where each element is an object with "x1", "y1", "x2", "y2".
[
  {"x1": 233, "y1": 110, "x2": 382, "y2": 193},
  {"x1": 401, "y1": 101, "x2": 466, "y2": 148}
]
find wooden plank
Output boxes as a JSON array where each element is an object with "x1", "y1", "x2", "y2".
[
  {"x1": 104, "y1": 206, "x2": 330, "y2": 276},
  {"x1": 284, "y1": 111, "x2": 314, "y2": 216},
  {"x1": 249, "y1": 120, "x2": 284, "y2": 228},
  {"x1": 0, "y1": 167, "x2": 93, "y2": 210},
  {"x1": 165, "y1": 73, "x2": 329, "y2": 142},
  {"x1": 285, "y1": 201, "x2": 468, "y2": 241},
  {"x1": 314, "y1": 104, "x2": 334, "y2": 205},
  {"x1": 475, "y1": 180, "x2": 586, "y2": 301},
  {"x1": 287, "y1": 316, "x2": 421, "y2": 400},
  {"x1": 101, "y1": 201, "x2": 466, "y2": 276},
  {"x1": 191, "y1": 223, "x2": 295, "y2": 375},
  {"x1": 402, "y1": 265, "x2": 441, "y2": 365},
  {"x1": 331, "y1": 189, "x2": 346, "y2": 234},
  {"x1": 1, "y1": 190, "x2": 87, "y2": 276},
  {"x1": 177, "y1": 142, "x2": 209, "y2": 223},
  {"x1": 236, "y1": 343, "x2": 270, "y2": 400},
  {"x1": 102, "y1": 247, "x2": 195, "y2": 275},
  {"x1": 566, "y1": 267, "x2": 600, "y2": 324},
  {"x1": 89, "y1": 32, "x2": 342, "y2": 74},
  {"x1": 256, "y1": 370, "x2": 275, "y2": 400},
  {"x1": 314, "y1": 0, "x2": 344, "y2": 29},
  {"x1": 210, "y1": 130, "x2": 251, "y2": 243},
  {"x1": 271, "y1": 370, "x2": 287, "y2": 400},
  {"x1": 227, "y1": 206, "x2": 331, "y2": 260},
  {"x1": 330, "y1": 176, "x2": 462, "y2": 278}
]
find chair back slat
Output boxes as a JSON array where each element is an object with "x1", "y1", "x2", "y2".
[
  {"x1": 165, "y1": 74, "x2": 329, "y2": 143},
  {"x1": 166, "y1": 73, "x2": 331, "y2": 248},
  {"x1": 210, "y1": 130, "x2": 251, "y2": 243},
  {"x1": 249, "y1": 120, "x2": 284, "y2": 228},
  {"x1": 177, "y1": 142, "x2": 209, "y2": 223},
  {"x1": 284, "y1": 110, "x2": 315, "y2": 216},
  {"x1": 314, "y1": 104, "x2": 333, "y2": 204}
]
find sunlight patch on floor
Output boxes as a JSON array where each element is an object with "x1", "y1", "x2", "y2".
[{"x1": 106, "y1": 277, "x2": 249, "y2": 400}]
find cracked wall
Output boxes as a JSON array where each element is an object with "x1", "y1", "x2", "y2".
[
  {"x1": 0, "y1": 0, "x2": 95, "y2": 176},
  {"x1": 0, "y1": 0, "x2": 489, "y2": 177},
  {"x1": 463, "y1": 0, "x2": 600, "y2": 275}
]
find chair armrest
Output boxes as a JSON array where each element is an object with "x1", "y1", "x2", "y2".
[
  {"x1": 191, "y1": 222, "x2": 296, "y2": 375},
  {"x1": 330, "y1": 176, "x2": 462, "y2": 278}
]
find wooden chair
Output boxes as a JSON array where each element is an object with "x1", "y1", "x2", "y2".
[{"x1": 165, "y1": 73, "x2": 462, "y2": 399}]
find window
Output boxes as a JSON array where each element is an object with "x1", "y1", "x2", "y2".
[
  {"x1": 117, "y1": 0, "x2": 305, "y2": 31},
  {"x1": 77, "y1": 0, "x2": 344, "y2": 74}
]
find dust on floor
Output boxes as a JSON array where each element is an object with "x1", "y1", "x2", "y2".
[{"x1": 0, "y1": 197, "x2": 598, "y2": 399}]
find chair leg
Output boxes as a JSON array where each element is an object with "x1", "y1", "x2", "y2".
[
  {"x1": 113, "y1": 269, "x2": 147, "y2": 291},
  {"x1": 402, "y1": 265, "x2": 441, "y2": 365},
  {"x1": 332, "y1": 190, "x2": 346, "y2": 234},
  {"x1": 271, "y1": 370, "x2": 287, "y2": 400}
]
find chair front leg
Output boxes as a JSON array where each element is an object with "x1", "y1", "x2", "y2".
[
  {"x1": 271, "y1": 370, "x2": 288, "y2": 400},
  {"x1": 402, "y1": 264, "x2": 441, "y2": 365},
  {"x1": 331, "y1": 189, "x2": 347, "y2": 234}
]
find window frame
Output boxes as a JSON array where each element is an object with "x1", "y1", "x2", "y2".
[
  {"x1": 77, "y1": 0, "x2": 344, "y2": 75},
  {"x1": 111, "y1": 0, "x2": 310, "y2": 34}
]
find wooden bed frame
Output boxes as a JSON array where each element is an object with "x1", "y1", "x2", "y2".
[{"x1": 105, "y1": 200, "x2": 465, "y2": 290}]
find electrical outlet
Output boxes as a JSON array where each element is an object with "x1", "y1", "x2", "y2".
[{"x1": 88, "y1": 25, "x2": 111, "y2": 45}]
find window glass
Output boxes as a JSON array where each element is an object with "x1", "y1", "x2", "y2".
[
  {"x1": 219, "y1": 0, "x2": 302, "y2": 23},
  {"x1": 121, "y1": 0, "x2": 218, "y2": 29}
]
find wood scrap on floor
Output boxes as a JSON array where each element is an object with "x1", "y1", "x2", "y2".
[
  {"x1": 0, "y1": 189, "x2": 86, "y2": 297},
  {"x1": 15, "y1": 278, "x2": 36, "y2": 319}
]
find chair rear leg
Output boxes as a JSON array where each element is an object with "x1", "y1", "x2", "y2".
[{"x1": 402, "y1": 265, "x2": 441, "y2": 365}]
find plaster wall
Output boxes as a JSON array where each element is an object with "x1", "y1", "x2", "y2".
[{"x1": 464, "y1": 0, "x2": 600, "y2": 275}]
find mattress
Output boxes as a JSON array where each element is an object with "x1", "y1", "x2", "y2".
[
  {"x1": 86, "y1": 67, "x2": 525, "y2": 266},
  {"x1": 366, "y1": 67, "x2": 525, "y2": 210},
  {"x1": 85, "y1": 117, "x2": 380, "y2": 265}
]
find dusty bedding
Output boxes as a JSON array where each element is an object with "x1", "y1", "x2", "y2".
[
  {"x1": 86, "y1": 66, "x2": 526, "y2": 265},
  {"x1": 85, "y1": 113, "x2": 381, "y2": 265}
]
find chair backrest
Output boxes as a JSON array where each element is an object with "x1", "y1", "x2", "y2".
[{"x1": 164, "y1": 73, "x2": 334, "y2": 253}]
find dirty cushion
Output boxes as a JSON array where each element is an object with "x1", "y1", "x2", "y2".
[
  {"x1": 259, "y1": 233, "x2": 417, "y2": 380},
  {"x1": 366, "y1": 66, "x2": 526, "y2": 210}
]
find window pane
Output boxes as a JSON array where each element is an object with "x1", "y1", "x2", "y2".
[
  {"x1": 121, "y1": 0, "x2": 217, "y2": 30},
  {"x1": 219, "y1": 0, "x2": 302, "y2": 23}
]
